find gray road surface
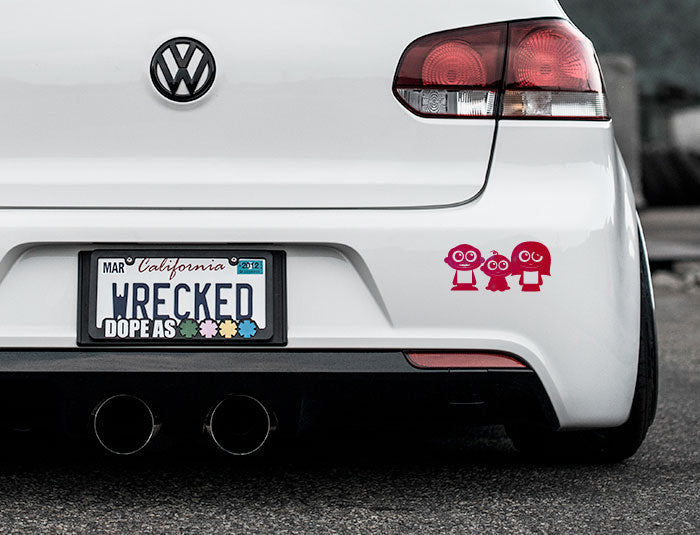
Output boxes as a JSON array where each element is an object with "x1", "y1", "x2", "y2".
[
  {"x1": 0, "y1": 286, "x2": 697, "y2": 534},
  {"x1": 642, "y1": 208, "x2": 700, "y2": 262}
]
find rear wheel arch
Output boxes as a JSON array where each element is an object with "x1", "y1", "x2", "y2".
[{"x1": 506, "y1": 217, "x2": 658, "y2": 462}]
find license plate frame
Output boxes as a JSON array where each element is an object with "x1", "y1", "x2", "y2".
[{"x1": 78, "y1": 248, "x2": 286, "y2": 346}]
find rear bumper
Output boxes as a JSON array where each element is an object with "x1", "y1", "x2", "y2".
[
  {"x1": 0, "y1": 351, "x2": 558, "y2": 436},
  {"x1": 0, "y1": 121, "x2": 640, "y2": 430}
]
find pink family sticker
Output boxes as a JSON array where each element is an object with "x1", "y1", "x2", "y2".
[{"x1": 444, "y1": 242, "x2": 551, "y2": 292}]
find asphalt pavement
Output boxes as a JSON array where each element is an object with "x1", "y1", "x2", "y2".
[{"x1": 0, "y1": 285, "x2": 697, "y2": 534}]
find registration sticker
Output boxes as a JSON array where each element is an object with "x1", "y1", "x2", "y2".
[{"x1": 237, "y1": 259, "x2": 264, "y2": 275}]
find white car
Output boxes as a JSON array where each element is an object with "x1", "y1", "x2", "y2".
[{"x1": 0, "y1": 0, "x2": 656, "y2": 460}]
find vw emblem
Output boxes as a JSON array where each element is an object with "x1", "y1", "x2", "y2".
[{"x1": 150, "y1": 37, "x2": 216, "y2": 103}]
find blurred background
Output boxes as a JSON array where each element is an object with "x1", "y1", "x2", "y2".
[
  {"x1": 562, "y1": 0, "x2": 700, "y2": 207},
  {"x1": 561, "y1": 0, "x2": 700, "y2": 274}
]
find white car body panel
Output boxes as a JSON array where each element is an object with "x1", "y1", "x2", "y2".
[
  {"x1": 1, "y1": 0, "x2": 562, "y2": 208},
  {"x1": 0, "y1": 0, "x2": 642, "y2": 430}
]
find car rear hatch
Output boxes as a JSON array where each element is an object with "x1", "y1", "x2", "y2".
[{"x1": 0, "y1": 0, "x2": 563, "y2": 209}]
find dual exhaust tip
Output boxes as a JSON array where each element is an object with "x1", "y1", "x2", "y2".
[
  {"x1": 92, "y1": 395, "x2": 158, "y2": 456},
  {"x1": 204, "y1": 395, "x2": 272, "y2": 456},
  {"x1": 92, "y1": 394, "x2": 271, "y2": 456}
]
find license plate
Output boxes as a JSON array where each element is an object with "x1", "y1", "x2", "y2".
[{"x1": 78, "y1": 250, "x2": 286, "y2": 345}]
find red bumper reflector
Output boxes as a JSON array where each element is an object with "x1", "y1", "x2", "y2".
[{"x1": 405, "y1": 352, "x2": 527, "y2": 369}]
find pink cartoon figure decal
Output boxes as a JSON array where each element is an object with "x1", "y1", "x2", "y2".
[
  {"x1": 480, "y1": 251, "x2": 511, "y2": 292},
  {"x1": 444, "y1": 244, "x2": 484, "y2": 291},
  {"x1": 510, "y1": 241, "x2": 551, "y2": 292}
]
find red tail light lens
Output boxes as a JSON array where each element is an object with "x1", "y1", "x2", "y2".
[
  {"x1": 393, "y1": 19, "x2": 608, "y2": 120},
  {"x1": 510, "y1": 27, "x2": 591, "y2": 89},
  {"x1": 421, "y1": 42, "x2": 488, "y2": 86},
  {"x1": 393, "y1": 24, "x2": 507, "y2": 118}
]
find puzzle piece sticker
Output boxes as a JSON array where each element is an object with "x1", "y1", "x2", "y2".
[
  {"x1": 199, "y1": 319, "x2": 219, "y2": 339},
  {"x1": 238, "y1": 319, "x2": 258, "y2": 339},
  {"x1": 179, "y1": 318, "x2": 199, "y2": 338},
  {"x1": 219, "y1": 319, "x2": 238, "y2": 339}
]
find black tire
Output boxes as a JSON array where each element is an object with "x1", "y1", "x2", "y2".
[{"x1": 507, "y1": 223, "x2": 658, "y2": 463}]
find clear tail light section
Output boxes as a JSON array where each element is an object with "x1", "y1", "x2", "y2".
[
  {"x1": 393, "y1": 19, "x2": 608, "y2": 120},
  {"x1": 393, "y1": 24, "x2": 507, "y2": 118}
]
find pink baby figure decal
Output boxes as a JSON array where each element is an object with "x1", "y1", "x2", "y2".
[
  {"x1": 444, "y1": 244, "x2": 484, "y2": 291},
  {"x1": 480, "y1": 251, "x2": 511, "y2": 292},
  {"x1": 510, "y1": 241, "x2": 551, "y2": 292}
]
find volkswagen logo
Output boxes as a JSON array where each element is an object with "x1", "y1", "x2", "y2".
[{"x1": 150, "y1": 37, "x2": 216, "y2": 103}]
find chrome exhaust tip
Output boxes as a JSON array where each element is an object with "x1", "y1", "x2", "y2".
[
  {"x1": 205, "y1": 395, "x2": 271, "y2": 456},
  {"x1": 92, "y1": 395, "x2": 158, "y2": 456}
]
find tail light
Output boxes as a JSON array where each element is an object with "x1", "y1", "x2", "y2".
[
  {"x1": 393, "y1": 18, "x2": 608, "y2": 120},
  {"x1": 503, "y1": 20, "x2": 607, "y2": 118}
]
